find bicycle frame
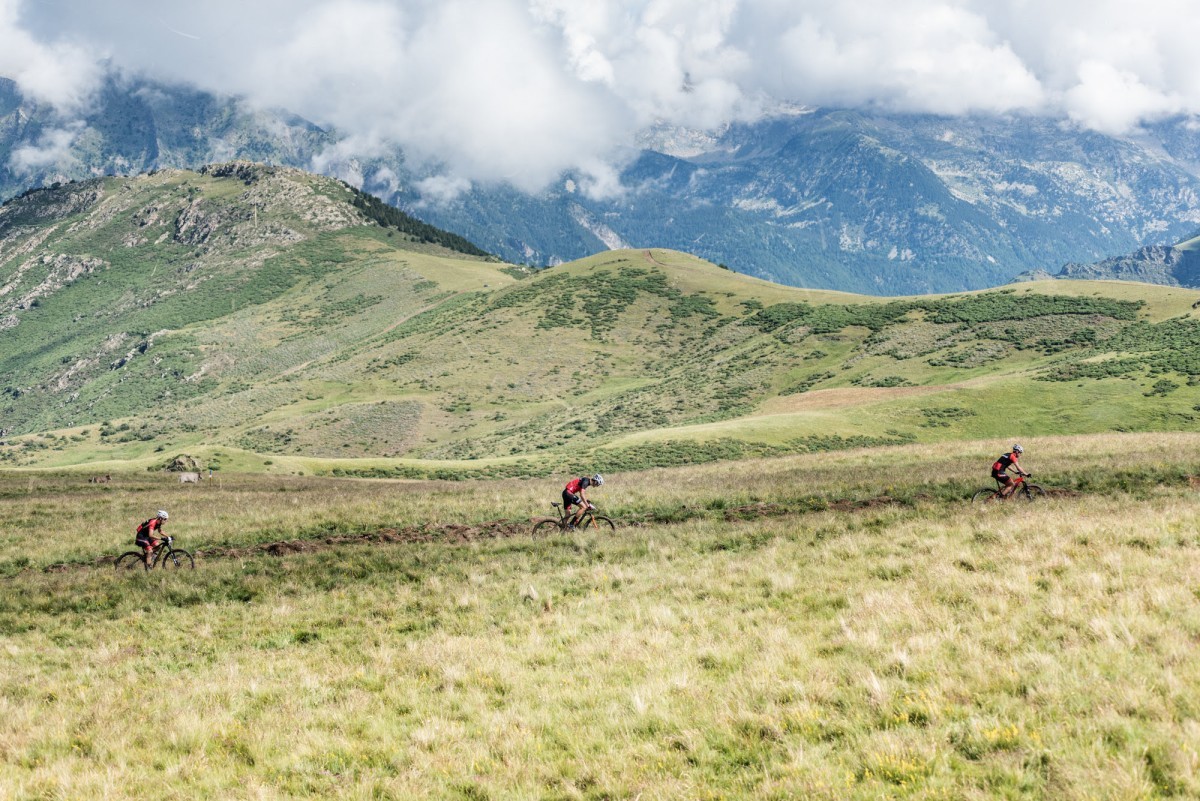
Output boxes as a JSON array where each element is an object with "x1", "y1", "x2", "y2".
[
  {"x1": 551, "y1": 501, "x2": 599, "y2": 528},
  {"x1": 997, "y1": 474, "x2": 1026, "y2": 493}
]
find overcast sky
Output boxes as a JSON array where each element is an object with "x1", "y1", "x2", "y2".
[{"x1": 4, "y1": 0, "x2": 1200, "y2": 193}]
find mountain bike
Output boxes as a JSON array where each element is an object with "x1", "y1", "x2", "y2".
[
  {"x1": 115, "y1": 536, "x2": 195, "y2": 571},
  {"x1": 531, "y1": 502, "x2": 616, "y2": 535},
  {"x1": 971, "y1": 474, "x2": 1046, "y2": 503}
]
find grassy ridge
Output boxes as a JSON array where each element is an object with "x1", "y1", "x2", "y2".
[
  {"x1": 4, "y1": 167, "x2": 1200, "y2": 477},
  {"x1": 2, "y1": 433, "x2": 1199, "y2": 798}
]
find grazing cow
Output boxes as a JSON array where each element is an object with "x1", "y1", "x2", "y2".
[{"x1": 179, "y1": 472, "x2": 200, "y2": 484}]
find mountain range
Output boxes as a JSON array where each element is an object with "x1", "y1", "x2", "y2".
[
  {"x1": 3, "y1": 164, "x2": 1200, "y2": 474},
  {"x1": 6, "y1": 75, "x2": 1200, "y2": 294}
]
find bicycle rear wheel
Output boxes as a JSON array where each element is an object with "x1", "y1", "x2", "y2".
[
  {"x1": 159, "y1": 548, "x2": 194, "y2": 569},
  {"x1": 115, "y1": 551, "x2": 148, "y2": 571},
  {"x1": 531, "y1": 519, "x2": 561, "y2": 537},
  {"x1": 971, "y1": 488, "x2": 999, "y2": 504}
]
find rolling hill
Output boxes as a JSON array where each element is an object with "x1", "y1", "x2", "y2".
[{"x1": 3, "y1": 164, "x2": 1200, "y2": 477}]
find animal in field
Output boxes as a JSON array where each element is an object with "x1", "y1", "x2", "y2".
[
  {"x1": 88, "y1": 474, "x2": 112, "y2": 484},
  {"x1": 178, "y1": 472, "x2": 200, "y2": 484}
]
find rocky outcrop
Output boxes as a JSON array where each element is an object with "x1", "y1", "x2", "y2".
[{"x1": 1053, "y1": 244, "x2": 1200, "y2": 288}]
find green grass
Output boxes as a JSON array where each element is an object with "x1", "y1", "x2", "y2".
[{"x1": 2, "y1": 433, "x2": 1199, "y2": 798}]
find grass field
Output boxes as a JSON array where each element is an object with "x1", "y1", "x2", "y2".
[{"x1": 3, "y1": 433, "x2": 1199, "y2": 799}]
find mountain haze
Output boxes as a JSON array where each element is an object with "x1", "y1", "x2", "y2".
[{"x1": 6, "y1": 77, "x2": 1200, "y2": 294}]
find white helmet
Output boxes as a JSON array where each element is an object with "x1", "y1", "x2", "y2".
[
  {"x1": 591, "y1": 473, "x2": 604, "y2": 486},
  {"x1": 157, "y1": 509, "x2": 169, "y2": 519},
  {"x1": 1012, "y1": 444, "x2": 1023, "y2": 454}
]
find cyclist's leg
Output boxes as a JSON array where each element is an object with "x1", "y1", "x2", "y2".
[
  {"x1": 995, "y1": 474, "x2": 1013, "y2": 498},
  {"x1": 563, "y1": 491, "x2": 583, "y2": 527}
]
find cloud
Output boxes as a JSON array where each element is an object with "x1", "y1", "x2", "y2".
[
  {"x1": 0, "y1": 0, "x2": 101, "y2": 109},
  {"x1": 1065, "y1": 60, "x2": 1182, "y2": 135},
  {"x1": 9, "y1": 125, "x2": 83, "y2": 174},
  {"x1": 415, "y1": 174, "x2": 473, "y2": 204},
  {"x1": 8, "y1": 0, "x2": 1200, "y2": 196}
]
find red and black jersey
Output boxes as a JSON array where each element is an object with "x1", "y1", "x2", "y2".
[
  {"x1": 135, "y1": 517, "x2": 165, "y2": 540},
  {"x1": 564, "y1": 476, "x2": 592, "y2": 494},
  {"x1": 992, "y1": 452, "x2": 1019, "y2": 473}
]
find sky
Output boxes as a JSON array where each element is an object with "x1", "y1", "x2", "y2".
[{"x1": 4, "y1": 0, "x2": 1200, "y2": 194}]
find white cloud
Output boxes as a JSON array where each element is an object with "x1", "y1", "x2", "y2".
[
  {"x1": 415, "y1": 174, "x2": 472, "y2": 203},
  {"x1": 0, "y1": 0, "x2": 101, "y2": 109},
  {"x1": 8, "y1": 0, "x2": 1200, "y2": 194},
  {"x1": 1065, "y1": 60, "x2": 1182, "y2": 135},
  {"x1": 9, "y1": 125, "x2": 82, "y2": 174}
]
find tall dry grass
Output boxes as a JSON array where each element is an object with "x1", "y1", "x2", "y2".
[{"x1": 1, "y1": 432, "x2": 1198, "y2": 798}]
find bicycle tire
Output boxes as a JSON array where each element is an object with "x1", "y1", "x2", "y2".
[
  {"x1": 531, "y1": 519, "x2": 561, "y2": 537},
  {"x1": 584, "y1": 515, "x2": 616, "y2": 532},
  {"x1": 971, "y1": 488, "x2": 999, "y2": 504},
  {"x1": 1021, "y1": 484, "x2": 1046, "y2": 501},
  {"x1": 158, "y1": 548, "x2": 195, "y2": 569},
  {"x1": 115, "y1": 551, "x2": 148, "y2": 571}
]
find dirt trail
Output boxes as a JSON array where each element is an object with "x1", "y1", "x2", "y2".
[
  {"x1": 34, "y1": 487, "x2": 1084, "y2": 574},
  {"x1": 39, "y1": 518, "x2": 552, "y2": 573}
]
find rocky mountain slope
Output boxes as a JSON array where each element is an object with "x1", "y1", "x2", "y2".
[
  {"x1": 3, "y1": 166, "x2": 1200, "y2": 475},
  {"x1": 400, "y1": 111, "x2": 1200, "y2": 294},
  {"x1": 1024, "y1": 230, "x2": 1200, "y2": 287}
]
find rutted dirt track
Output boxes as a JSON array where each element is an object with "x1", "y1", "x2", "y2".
[
  {"x1": 44, "y1": 518, "x2": 562, "y2": 572},
  {"x1": 202, "y1": 518, "x2": 548, "y2": 559},
  {"x1": 36, "y1": 489, "x2": 1084, "y2": 574}
]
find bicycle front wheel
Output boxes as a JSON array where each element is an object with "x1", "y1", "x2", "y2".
[
  {"x1": 1020, "y1": 485, "x2": 1046, "y2": 501},
  {"x1": 584, "y1": 515, "x2": 616, "y2": 532},
  {"x1": 159, "y1": 549, "x2": 194, "y2": 569},
  {"x1": 971, "y1": 488, "x2": 999, "y2": 504},
  {"x1": 531, "y1": 519, "x2": 561, "y2": 537},
  {"x1": 115, "y1": 551, "x2": 148, "y2": 571}
]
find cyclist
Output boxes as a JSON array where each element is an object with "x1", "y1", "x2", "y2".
[
  {"x1": 135, "y1": 510, "x2": 169, "y2": 560},
  {"x1": 991, "y1": 444, "x2": 1029, "y2": 498},
  {"x1": 563, "y1": 473, "x2": 604, "y2": 529}
]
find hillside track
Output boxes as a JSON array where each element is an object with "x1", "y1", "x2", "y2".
[{"x1": 29, "y1": 486, "x2": 1081, "y2": 575}]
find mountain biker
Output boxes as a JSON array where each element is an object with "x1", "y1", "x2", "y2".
[
  {"x1": 563, "y1": 473, "x2": 604, "y2": 529},
  {"x1": 992, "y1": 445, "x2": 1029, "y2": 498},
  {"x1": 135, "y1": 510, "x2": 169, "y2": 560}
]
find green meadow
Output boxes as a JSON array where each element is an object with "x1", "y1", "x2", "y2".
[{"x1": 3, "y1": 433, "x2": 1200, "y2": 799}]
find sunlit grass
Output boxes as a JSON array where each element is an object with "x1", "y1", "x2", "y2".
[{"x1": 2, "y1": 433, "x2": 1199, "y2": 798}]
